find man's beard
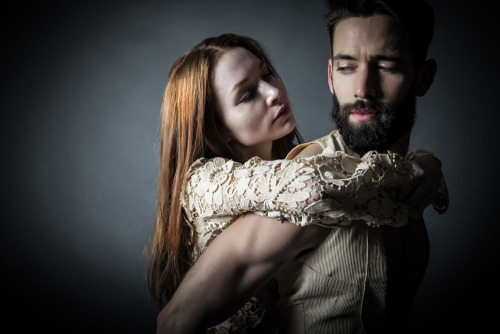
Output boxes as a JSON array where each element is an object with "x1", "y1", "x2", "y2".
[{"x1": 330, "y1": 93, "x2": 416, "y2": 156}]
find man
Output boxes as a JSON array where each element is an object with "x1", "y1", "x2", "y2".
[
  {"x1": 272, "y1": 1, "x2": 447, "y2": 332},
  {"x1": 157, "y1": 1, "x2": 447, "y2": 333}
]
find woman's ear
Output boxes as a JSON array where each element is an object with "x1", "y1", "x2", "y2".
[
  {"x1": 416, "y1": 58, "x2": 437, "y2": 97},
  {"x1": 215, "y1": 118, "x2": 232, "y2": 143},
  {"x1": 221, "y1": 128, "x2": 232, "y2": 144}
]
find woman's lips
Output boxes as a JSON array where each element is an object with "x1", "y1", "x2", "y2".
[{"x1": 273, "y1": 105, "x2": 290, "y2": 122}]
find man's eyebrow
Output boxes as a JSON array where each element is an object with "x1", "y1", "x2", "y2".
[
  {"x1": 332, "y1": 54, "x2": 403, "y2": 63},
  {"x1": 371, "y1": 54, "x2": 403, "y2": 63},
  {"x1": 231, "y1": 60, "x2": 265, "y2": 94},
  {"x1": 333, "y1": 54, "x2": 355, "y2": 61}
]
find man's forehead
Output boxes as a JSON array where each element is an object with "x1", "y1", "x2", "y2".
[{"x1": 332, "y1": 15, "x2": 408, "y2": 57}]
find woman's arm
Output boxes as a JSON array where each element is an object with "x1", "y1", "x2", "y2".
[
  {"x1": 159, "y1": 147, "x2": 448, "y2": 333},
  {"x1": 405, "y1": 149, "x2": 449, "y2": 216},
  {"x1": 156, "y1": 214, "x2": 329, "y2": 333},
  {"x1": 294, "y1": 145, "x2": 449, "y2": 219},
  {"x1": 183, "y1": 150, "x2": 415, "y2": 230}
]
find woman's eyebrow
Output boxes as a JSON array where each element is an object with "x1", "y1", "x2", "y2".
[
  {"x1": 231, "y1": 77, "x2": 250, "y2": 94},
  {"x1": 259, "y1": 60, "x2": 266, "y2": 71},
  {"x1": 231, "y1": 60, "x2": 265, "y2": 94}
]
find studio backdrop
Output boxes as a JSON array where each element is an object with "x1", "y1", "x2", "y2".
[{"x1": 3, "y1": 0, "x2": 498, "y2": 333}]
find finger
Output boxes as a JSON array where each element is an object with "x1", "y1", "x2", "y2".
[
  {"x1": 399, "y1": 163, "x2": 425, "y2": 201},
  {"x1": 406, "y1": 186, "x2": 438, "y2": 218}
]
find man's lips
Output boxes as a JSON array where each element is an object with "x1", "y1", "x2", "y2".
[
  {"x1": 350, "y1": 108, "x2": 377, "y2": 121},
  {"x1": 351, "y1": 108, "x2": 375, "y2": 114}
]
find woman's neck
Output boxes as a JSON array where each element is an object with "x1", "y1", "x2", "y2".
[{"x1": 235, "y1": 142, "x2": 273, "y2": 162}]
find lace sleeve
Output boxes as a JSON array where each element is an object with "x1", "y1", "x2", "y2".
[
  {"x1": 182, "y1": 148, "x2": 414, "y2": 228},
  {"x1": 406, "y1": 149, "x2": 449, "y2": 214}
]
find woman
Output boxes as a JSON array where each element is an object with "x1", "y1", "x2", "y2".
[{"x1": 146, "y1": 33, "x2": 442, "y2": 333}]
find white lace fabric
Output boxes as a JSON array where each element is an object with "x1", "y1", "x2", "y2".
[{"x1": 181, "y1": 148, "x2": 449, "y2": 333}]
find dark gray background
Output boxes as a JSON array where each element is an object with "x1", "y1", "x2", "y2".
[{"x1": 3, "y1": 0, "x2": 498, "y2": 333}]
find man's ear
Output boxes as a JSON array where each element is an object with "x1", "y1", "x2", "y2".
[
  {"x1": 328, "y1": 58, "x2": 335, "y2": 94},
  {"x1": 416, "y1": 58, "x2": 437, "y2": 97}
]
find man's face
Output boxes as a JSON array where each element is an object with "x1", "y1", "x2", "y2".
[{"x1": 328, "y1": 15, "x2": 417, "y2": 155}]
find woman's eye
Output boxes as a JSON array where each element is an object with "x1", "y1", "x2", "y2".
[{"x1": 239, "y1": 87, "x2": 257, "y2": 103}]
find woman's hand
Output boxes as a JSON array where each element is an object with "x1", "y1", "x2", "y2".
[{"x1": 402, "y1": 156, "x2": 443, "y2": 219}]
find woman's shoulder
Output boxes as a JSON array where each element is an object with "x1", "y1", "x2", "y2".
[
  {"x1": 286, "y1": 142, "x2": 323, "y2": 159},
  {"x1": 286, "y1": 131, "x2": 341, "y2": 159}
]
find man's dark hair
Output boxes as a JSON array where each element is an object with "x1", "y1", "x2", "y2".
[{"x1": 324, "y1": 0, "x2": 435, "y2": 66}]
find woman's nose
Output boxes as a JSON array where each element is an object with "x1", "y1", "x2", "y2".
[{"x1": 261, "y1": 80, "x2": 281, "y2": 106}]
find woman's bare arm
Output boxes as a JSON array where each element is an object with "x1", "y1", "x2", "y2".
[
  {"x1": 157, "y1": 145, "x2": 448, "y2": 333},
  {"x1": 156, "y1": 214, "x2": 329, "y2": 333}
]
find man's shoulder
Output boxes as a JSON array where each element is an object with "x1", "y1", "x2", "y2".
[{"x1": 286, "y1": 130, "x2": 340, "y2": 159}]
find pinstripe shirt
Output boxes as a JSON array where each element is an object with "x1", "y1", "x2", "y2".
[{"x1": 274, "y1": 131, "x2": 391, "y2": 333}]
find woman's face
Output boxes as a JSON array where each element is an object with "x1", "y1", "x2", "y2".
[{"x1": 213, "y1": 47, "x2": 295, "y2": 161}]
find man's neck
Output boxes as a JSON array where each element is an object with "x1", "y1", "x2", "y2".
[{"x1": 385, "y1": 131, "x2": 411, "y2": 156}]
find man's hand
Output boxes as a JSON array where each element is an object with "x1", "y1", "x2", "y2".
[{"x1": 401, "y1": 156, "x2": 442, "y2": 219}]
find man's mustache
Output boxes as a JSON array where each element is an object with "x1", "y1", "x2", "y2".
[{"x1": 340, "y1": 100, "x2": 392, "y2": 116}]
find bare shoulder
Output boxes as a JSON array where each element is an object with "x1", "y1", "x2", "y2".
[{"x1": 295, "y1": 143, "x2": 324, "y2": 158}]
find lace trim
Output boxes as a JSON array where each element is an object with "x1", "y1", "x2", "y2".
[
  {"x1": 207, "y1": 297, "x2": 264, "y2": 334},
  {"x1": 182, "y1": 149, "x2": 420, "y2": 259}
]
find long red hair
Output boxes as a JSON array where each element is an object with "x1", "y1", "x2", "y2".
[{"x1": 146, "y1": 33, "x2": 302, "y2": 307}]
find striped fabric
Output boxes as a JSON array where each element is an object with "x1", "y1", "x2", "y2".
[{"x1": 275, "y1": 131, "x2": 390, "y2": 333}]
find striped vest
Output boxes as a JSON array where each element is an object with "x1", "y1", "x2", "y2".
[{"x1": 274, "y1": 130, "x2": 391, "y2": 333}]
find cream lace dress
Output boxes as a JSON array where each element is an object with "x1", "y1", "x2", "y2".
[{"x1": 180, "y1": 144, "x2": 448, "y2": 333}]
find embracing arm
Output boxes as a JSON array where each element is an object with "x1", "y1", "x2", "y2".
[
  {"x1": 404, "y1": 149, "x2": 449, "y2": 217},
  {"x1": 156, "y1": 214, "x2": 329, "y2": 333},
  {"x1": 157, "y1": 146, "x2": 449, "y2": 333},
  {"x1": 184, "y1": 149, "x2": 415, "y2": 230},
  {"x1": 295, "y1": 145, "x2": 449, "y2": 219}
]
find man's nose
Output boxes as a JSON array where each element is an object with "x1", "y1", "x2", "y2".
[{"x1": 354, "y1": 67, "x2": 377, "y2": 99}]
